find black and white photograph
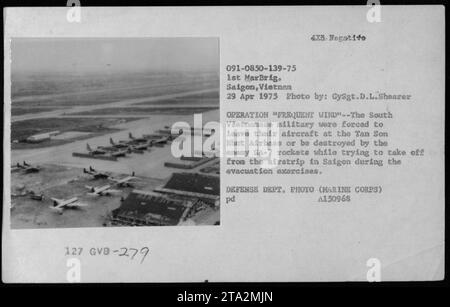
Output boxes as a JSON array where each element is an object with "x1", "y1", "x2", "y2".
[{"x1": 10, "y1": 38, "x2": 220, "y2": 229}]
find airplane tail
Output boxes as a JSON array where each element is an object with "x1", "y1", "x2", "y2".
[
  {"x1": 90, "y1": 166, "x2": 95, "y2": 172},
  {"x1": 110, "y1": 137, "x2": 115, "y2": 145},
  {"x1": 132, "y1": 171, "x2": 135, "y2": 177},
  {"x1": 23, "y1": 161, "x2": 29, "y2": 166},
  {"x1": 87, "y1": 143, "x2": 92, "y2": 152},
  {"x1": 129, "y1": 132, "x2": 134, "y2": 139},
  {"x1": 83, "y1": 168, "x2": 88, "y2": 174}
]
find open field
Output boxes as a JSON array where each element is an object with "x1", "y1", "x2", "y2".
[
  {"x1": 11, "y1": 117, "x2": 142, "y2": 149},
  {"x1": 12, "y1": 88, "x2": 218, "y2": 123},
  {"x1": 133, "y1": 90, "x2": 219, "y2": 106},
  {"x1": 12, "y1": 107, "x2": 65, "y2": 116},
  {"x1": 11, "y1": 71, "x2": 219, "y2": 124},
  {"x1": 70, "y1": 106, "x2": 218, "y2": 116},
  {"x1": 12, "y1": 72, "x2": 219, "y2": 107},
  {"x1": 12, "y1": 71, "x2": 217, "y2": 99}
]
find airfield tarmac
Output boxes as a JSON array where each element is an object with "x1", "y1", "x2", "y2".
[
  {"x1": 11, "y1": 109, "x2": 219, "y2": 180},
  {"x1": 10, "y1": 108, "x2": 220, "y2": 229},
  {"x1": 10, "y1": 164, "x2": 165, "y2": 229}
]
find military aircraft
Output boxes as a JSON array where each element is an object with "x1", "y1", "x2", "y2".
[
  {"x1": 128, "y1": 132, "x2": 149, "y2": 143},
  {"x1": 16, "y1": 161, "x2": 40, "y2": 173},
  {"x1": 126, "y1": 134, "x2": 152, "y2": 151},
  {"x1": 108, "y1": 172, "x2": 138, "y2": 187},
  {"x1": 130, "y1": 142, "x2": 149, "y2": 151},
  {"x1": 83, "y1": 166, "x2": 110, "y2": 179},
  {"x1": 85, "y1": 184, "x2": 121, "y2": 196},
  {"x1": 95, "y1": 143, "x2": 128, "y2": 157},
  {"x1": 50, "y1": 197, "x2": 88, "y2": 214},
  {"x1": 152, "y1": 136, "x2": 169, "y2": 147},
  {"x1": 109, "y1": 137, "x2": 129, "y2": 149},
  {"x1": 110, "y1": 137, "x2": 150, "y2": 153},
  {"x1": 86, "y1": 143, "x2": 107, "y2": 155}
]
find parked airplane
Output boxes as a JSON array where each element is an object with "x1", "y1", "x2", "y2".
[
  {"x1": 109, "y1": 137, "x2": 129, "y2": 149},
  {"x1": 104, "y1": 147, "x2": 128, "y2": 156},
  {"x1": 83, "y1": 166, "x2": 110, "y2": 179},
  {"x1": 85, "y1": 184, "x2": 121, "y2": 196},
  {"x1": 109, "y1": 137, "x2": 150, "y2": 153},
  {"x1": 129, "y1": 132, "x2": 149, "y2": 143},
  {"x1": 126, "y1": 134, "x2": 152, "y2": 151},
  {"x1": 108, "y1": 172, "x2": 138, "y2": 187},
  {"x1": 95, "y1": 144, "x2": 128, "y2": 157},
  {"x1": 129, "y1": 142, "x2": 149, "y2": 151},
  {"x1": 86, "y1": 143, "x2": 107, "y2": 155},
  {"x1": 16, "y1": 161, "x2": 40, "y2": 173},
  {"x1": 50, "y1": 197, "x2": 87, "y2": 214},
  {"x1": 152, "y1": 136, "x2": 169, "y2": 146}
]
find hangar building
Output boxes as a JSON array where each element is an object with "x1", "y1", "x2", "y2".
[{"x1": 111, "y1": 190, "x2": 193, "y2": 226}]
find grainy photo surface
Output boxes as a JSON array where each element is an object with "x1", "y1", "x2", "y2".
[{"x1": 10, "y1": 38, "x2": 220, "y2": 229}]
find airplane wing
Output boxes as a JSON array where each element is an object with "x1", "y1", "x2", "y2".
[
  {"x1": 111, "y1": 176, "x2": 138, "y2": 184},
  {"x1": 89, "y1": 185, "x2": 120, "y2": 195},
  {"x1": 118, "y1": 176, "x2": 134, "y2": 183},
  {"x1": 87, "y1": 186, "x2": 105, "y2": 195},
  {"x1": 66, "y1": 202, "x2": 88, "y2": 208},
  {"x1": 49, "y1": 198, "x2": 87, "y2": 211},
  {"x1": 51, "y1": 202, "x2": 67, "y2": 210},
  {"x1": 102, "y1": 188, "x2": 121, "y2": 195},
  {"x1": 107, "y1": 188, "x2": 121, "y2": 193}
]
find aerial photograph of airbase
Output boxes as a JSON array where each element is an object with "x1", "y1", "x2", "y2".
[{"x1": 9, "y1": 38, "x2": 220, "y2": 228}]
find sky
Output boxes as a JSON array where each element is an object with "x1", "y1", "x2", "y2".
[{"x1": 11, "y1": 38, "x2": 219, "y2": 74}]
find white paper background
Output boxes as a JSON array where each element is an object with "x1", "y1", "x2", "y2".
[{"x1": 3, "y1": 6, "x2": 445, "y2": 282}]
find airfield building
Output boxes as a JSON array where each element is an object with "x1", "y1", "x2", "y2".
[
  {"x1": 26, "y1": 131, "x2": 59, "y2": 143},
  {"x1": 164, "y1": 156, "x2": 215, "y2": 169},
  {"x1": 160, "y1": 172, "x2": 219, "y2": 196},
  {"x1": 111, "y1": 172, "x2": 220, "y2": 226},
  {"x1": 111, "y1": 191, "x2": 193, "y2": 226},
  {"x1": 155, "y1": 172, "x2": 220, "y2": 208}
]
